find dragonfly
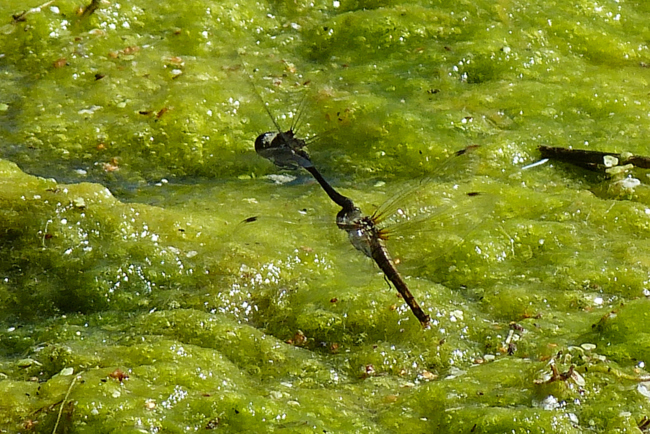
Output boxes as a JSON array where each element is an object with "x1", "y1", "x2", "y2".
[
  {"x1": 253, "y1": 91, "x2": 355, "y2": 211},
  {"x1": 334, "y1": 204, "x2": 432, "y2": 326},
  {"x1": 333, "y1": 146, "x2": 481, "y2": 328},
  {"x1": 252, "y1": 86, "x2": 482, "y2": 328}
]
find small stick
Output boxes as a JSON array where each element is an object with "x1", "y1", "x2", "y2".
[
  {"x1": 52, "y1": 374, "x2": 79, "y2": 434},
  {"x1": 538, "y1": 145, "x2": 650, "y2": 172}
]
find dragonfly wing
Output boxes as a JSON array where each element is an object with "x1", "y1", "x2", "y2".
[
  {"x1": 379, "y1": 188, "x2": 494, "y2": 236},
  {"x1": 381, "y1": 190, "x2": 496, "y2": 277},
  {"x1": 372, "y1": 145, "x2": 481, "y2": 223}
]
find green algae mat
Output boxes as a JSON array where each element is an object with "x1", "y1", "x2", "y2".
[{"x1": 2, "y1": 0, "x2": 650, "y2": 432}]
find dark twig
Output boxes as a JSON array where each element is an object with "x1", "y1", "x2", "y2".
[{"x1": 538, "y1": 145, "x2": 650, "y2": 172}]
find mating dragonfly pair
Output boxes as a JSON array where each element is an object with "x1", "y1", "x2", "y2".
[{"x1": 254, "y1": 101, "x2": 481, "y2": 328}]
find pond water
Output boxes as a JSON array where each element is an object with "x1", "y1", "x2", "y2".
[{"x1": 2, "y1": 0, "x2": 650, "y2": 432}]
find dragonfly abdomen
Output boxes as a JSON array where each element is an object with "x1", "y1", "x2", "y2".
[{"x1": 369, "y1": 235, "x2": 431, "y2": 328}]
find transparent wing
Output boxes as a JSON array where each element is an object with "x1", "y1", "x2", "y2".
[
  {"x1": 371, "y1": 145, "x2": 481, "y2": 225},
  {"x1": 379, "y1": 190, "x2": 494, "y2": 239},
  {"x1": 240, "y1": 53, "x2": 340, "y2": 156},
  {"x1": 240, "y1": 59, "x2": 283, "y2": 134},
  {"x1": 290, "y1": 92, "x2": 309, "y2": 136},
  {"x1": 242, "y1": 57, "x2": 314, "y2": 138},
  {"x1": 385, "y1": 192, "x2": 495, "y2": 280}
]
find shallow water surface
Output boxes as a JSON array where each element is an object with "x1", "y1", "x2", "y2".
[{"x1": 2, "y1": 0, "x2": 650, "y2": 432}]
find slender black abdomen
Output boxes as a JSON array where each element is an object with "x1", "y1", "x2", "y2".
[{"x1": 370, "y1": 237, "x2": 431, "y2": 327}]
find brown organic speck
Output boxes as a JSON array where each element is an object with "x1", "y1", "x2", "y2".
[{"x1": 109, "y1": 368, "x2": 129, "y2": 382}]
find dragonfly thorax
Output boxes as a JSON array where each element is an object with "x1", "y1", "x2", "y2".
[{"x1": 337, "y1": 207, "x2": 379, "y2": 258}]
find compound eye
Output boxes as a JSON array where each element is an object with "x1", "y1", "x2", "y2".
[{"x1": 254, "y1": 132, "x2": 277, "y2": 152}]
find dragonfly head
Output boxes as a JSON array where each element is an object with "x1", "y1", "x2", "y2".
[
  {"x1": 336, "y1": 206, "x2": 363, "y2": 230},
  {"x1": 254, "y1": 131, "x2": 279, "y2": 154}
]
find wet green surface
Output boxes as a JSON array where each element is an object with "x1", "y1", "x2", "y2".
[{"x1": 2, "y1": 0, "x2": 650, "y2": 432}]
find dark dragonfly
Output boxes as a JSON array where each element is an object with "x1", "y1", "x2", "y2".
[
  {"x1": 254, "y1": 96, "x2": 315, "y2": 171},
  {"x1": 333, "y1": 146, "x2": 481, "y2": 328},
  {"x1": 253, "y1": 92, "x2": 480, "y2": 328},
  {"x1": 334, "y1": 205, "x2": 432, "y2": 326},
  {"x1": 254, "y1": 94, "x2": 354, "y2": 211}
]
